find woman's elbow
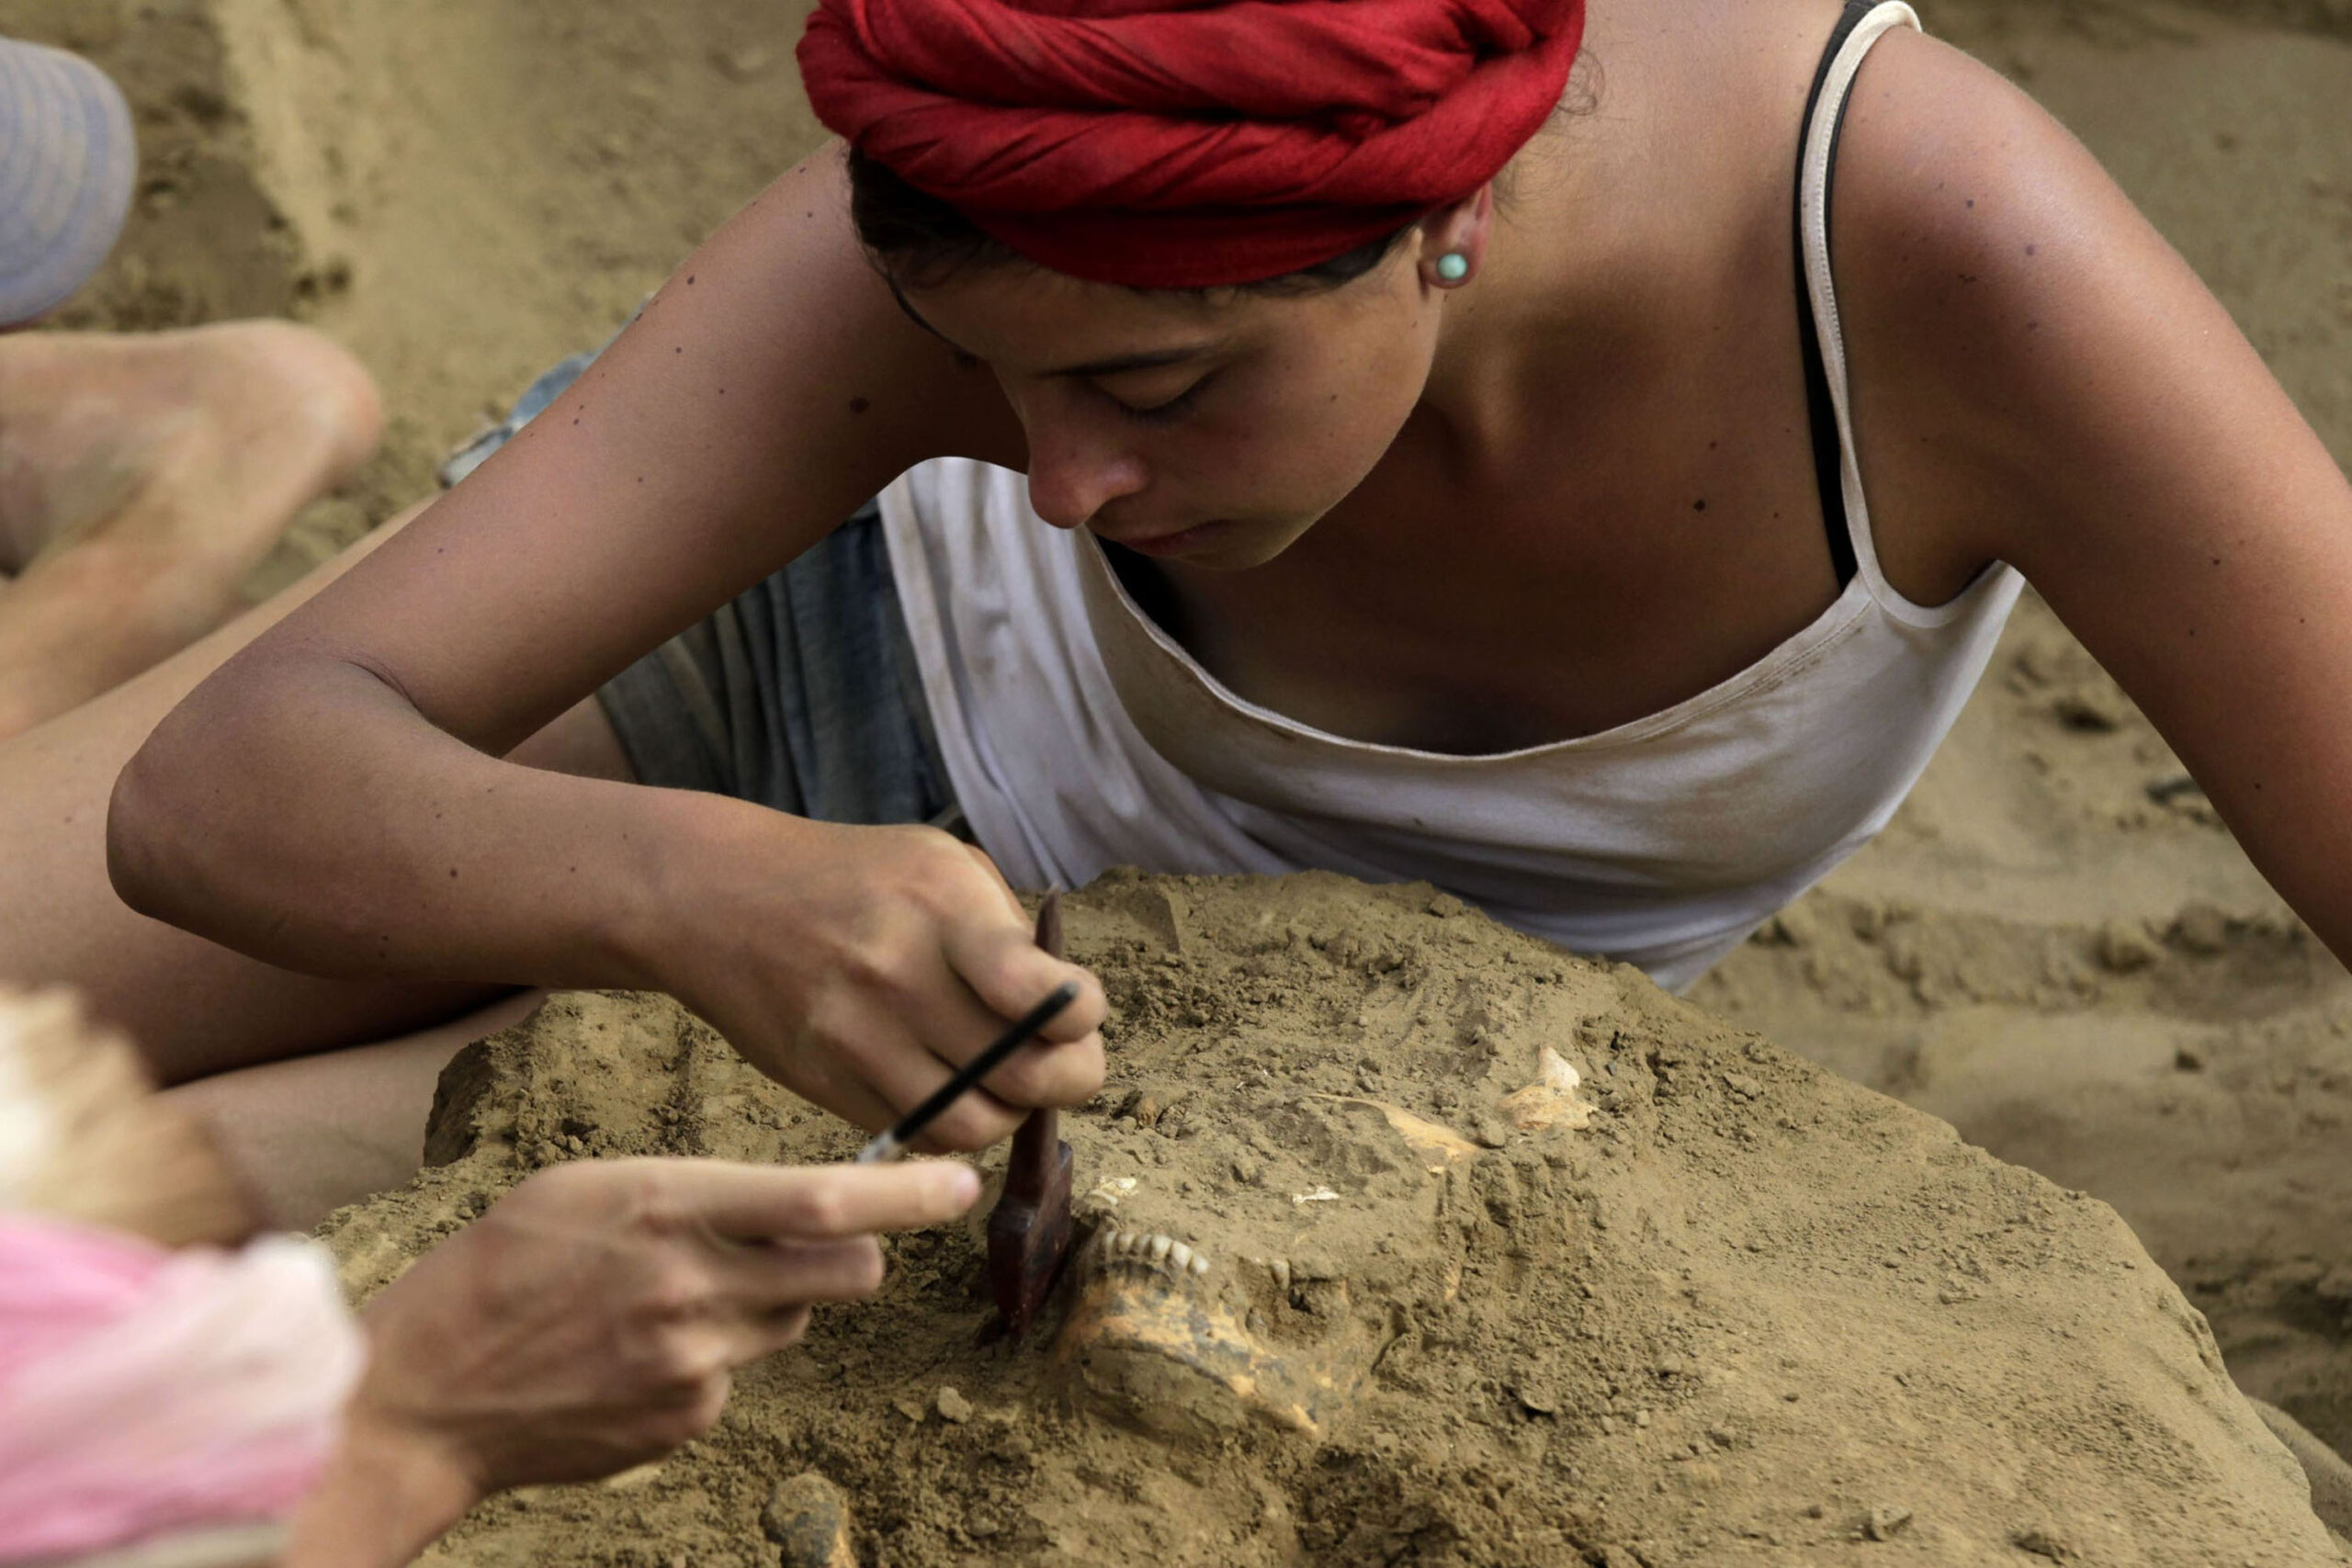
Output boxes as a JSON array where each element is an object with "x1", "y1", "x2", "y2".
[{"x1": 106, "y1": 711, "x2": 216, "y2": 924}]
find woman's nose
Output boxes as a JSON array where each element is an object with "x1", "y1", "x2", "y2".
[{"x1": 1023, "y1": 423, "x2": 1148, "y2": 531}]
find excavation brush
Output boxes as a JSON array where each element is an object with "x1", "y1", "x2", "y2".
[{"x1": 847, "y1": 893, "x2": 1082, "y2": 1339}]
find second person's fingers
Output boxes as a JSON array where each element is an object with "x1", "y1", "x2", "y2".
[
  {"x1": 711, "y1": 1235, "x2": 888, "y2": 1308},
  {"x1": 659, "y1": 1158, "x2": 981, "y2": 1243}
]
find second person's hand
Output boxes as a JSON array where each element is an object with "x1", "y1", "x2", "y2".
[{"x1": 287, "y1": 1156, "x2": 979, "y2": 1568}]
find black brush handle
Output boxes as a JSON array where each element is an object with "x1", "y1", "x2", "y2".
[
  {"x1": 854, "y1": 982, "x2": 1079, "y2": 1163},
  {"x1": 854, "y1": 893, "x2": 1074, "y2": 1163}
]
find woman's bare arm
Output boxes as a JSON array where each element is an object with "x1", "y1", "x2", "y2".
[
  {"x1": 107, "y1": 149, "x2": 1102, "y2": 1147},
  {"x1": 1838, "y1": 34, "x2": 2352, "y2": 961}
]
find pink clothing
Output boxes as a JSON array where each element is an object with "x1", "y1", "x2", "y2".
[{"x1": 0, "y1": 1215, "x2": 364, "y2": 1562}]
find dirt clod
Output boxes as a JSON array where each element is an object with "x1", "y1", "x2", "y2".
[
  {"x1": 1861, "y1": 1506, "x2": 1913, "y2": 1541},
  {"x1": 762, "y1": 1472, "x2": 855, "y2": 1568}
]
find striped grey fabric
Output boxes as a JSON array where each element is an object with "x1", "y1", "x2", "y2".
[{"x1": 0, "y1": 39, "x2": 135, "y2": 325}]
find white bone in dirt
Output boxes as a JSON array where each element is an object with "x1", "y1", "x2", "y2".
[{"x1": 1498, "y1": 1047, "x2": 1594, "y2": 1132}]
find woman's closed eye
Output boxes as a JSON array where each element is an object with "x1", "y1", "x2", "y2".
[{"x1": 1099, "y1": 373, "x2": 1213, "y2": 427}]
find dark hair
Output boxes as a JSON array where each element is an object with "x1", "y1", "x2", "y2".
[{"x1": 844, "y1": 147, "x2": 1411, "y2": 296}]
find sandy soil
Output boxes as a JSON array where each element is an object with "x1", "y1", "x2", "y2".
[
  {"x1": 0, "y1": 0, "x2": 823, "y2": 585},
  {"x1": 6, "y1": 0, "x2": 2349, "y2": 1551},
  {"x1": 325, "y1": 876, "x2": 2346, "y2": 1566}
]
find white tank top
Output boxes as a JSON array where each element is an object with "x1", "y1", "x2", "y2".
[{"x1": 878, "y1": 2, "x2": 2019, "y2": 991}]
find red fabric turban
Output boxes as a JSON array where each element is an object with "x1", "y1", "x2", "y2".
[{"x1": 797, "y1": 0, "x2": 1586, "y2": 288}]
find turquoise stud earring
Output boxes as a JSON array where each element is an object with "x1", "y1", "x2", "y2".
[{"x1": 1435, "y1": 252, "x2": 1470, "y2": 283}]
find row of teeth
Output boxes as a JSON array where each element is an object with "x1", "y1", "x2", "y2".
[{"x1": 1101, "y1": 1230, "x2": 1211, "y2": 1276}]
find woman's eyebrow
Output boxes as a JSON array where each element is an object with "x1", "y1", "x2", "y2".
[{"x1": 884, "y1": 276, "x2": 1222, "y2": 378}]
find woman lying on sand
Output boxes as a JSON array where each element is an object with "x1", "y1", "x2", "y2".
[{"x1": 12, "y1": 0, "x2": 2352, "y2": 1206}]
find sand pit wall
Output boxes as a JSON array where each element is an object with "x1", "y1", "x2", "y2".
[{"x1": 326, "y1": 874, "x2": 2346, "y2": 1567}]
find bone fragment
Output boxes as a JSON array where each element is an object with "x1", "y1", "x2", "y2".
[
  {"x1": 1498, "y1": 1047, "x2": 1595, "y2": 1132},
  {"x1": 1307, "y1": 1095, "x2": 1480, "y2": 1168}
]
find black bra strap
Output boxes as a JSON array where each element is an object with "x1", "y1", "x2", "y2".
[{"x1": 1794, "y1": 0, "x2": 1873, "y2": 590}]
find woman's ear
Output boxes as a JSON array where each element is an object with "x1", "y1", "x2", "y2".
[{"x1": 1416, "y1": 186, "x2": 1496, "y2": 289}]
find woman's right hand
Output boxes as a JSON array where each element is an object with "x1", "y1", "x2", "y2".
[{"x1": 646, "y1": 809, "x2": 1108, "y2": 1150}]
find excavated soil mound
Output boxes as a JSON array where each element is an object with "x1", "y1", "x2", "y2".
[{"x1": 324, "y1": 873, "x2": 2346, "y2": 1567}]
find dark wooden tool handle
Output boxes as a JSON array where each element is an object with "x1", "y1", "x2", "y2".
[
  {"x1": 1035, "y1": 890, "x2": 1063, "y2": 963},
  {"x1": 1005, "y1": 893, "x2": 1065, "y2": 1202}
]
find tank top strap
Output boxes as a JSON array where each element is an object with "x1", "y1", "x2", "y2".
[
  {"x1": 1792, "y1": 0, "x2": 1880, "y2": 589},
  {"x1": 1794, "y1": 0, "x2": 1974, "y2": 628}
]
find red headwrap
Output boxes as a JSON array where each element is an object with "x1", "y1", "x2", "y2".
[{"x1": 797, "y1": 0, "x2": 1586, "y2": 288}]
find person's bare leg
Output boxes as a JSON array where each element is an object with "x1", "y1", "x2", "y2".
[
  {"x1": 0, "y1": 498, "x2": 636, "y2": 1089},
  {"x1": 0, "y1": 322, "x2": 382, "y2": 739},
  {"x1": 159, "y1": 987, "x2": 548, "y2": 1230},
  {"x1": 0, "y1": 333, "x2": 636, "y2": 1214}
]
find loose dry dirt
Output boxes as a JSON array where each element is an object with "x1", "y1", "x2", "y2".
[{"x1": 324, "y1": 874, "x2": 2346, "y2": 1567}]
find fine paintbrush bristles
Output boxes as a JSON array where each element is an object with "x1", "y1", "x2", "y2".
[{"x1": 0, "y1": 987, "x2": 258, "y2": 1248}]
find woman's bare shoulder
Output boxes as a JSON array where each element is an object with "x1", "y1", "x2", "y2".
[
  {"x1": 1820, "y1": 28, "x2": 2352, "y2": 947},
  {"x1": 655, "y1": 143, "x2": 1025, "y2": 477},
  {"x1": 1825, "y1": 27, "x2": 2117, "y2": 333},
  {"x1": 1818, "y1": 28, "x2": 2259, "y2": 582}
]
